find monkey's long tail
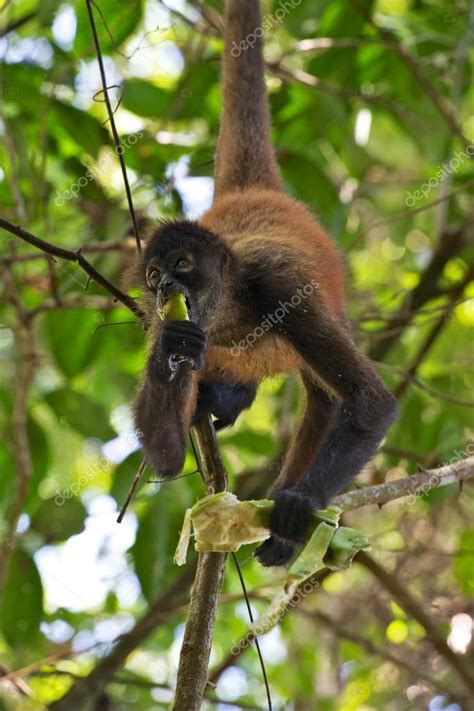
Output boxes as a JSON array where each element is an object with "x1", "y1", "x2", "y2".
[{"x1": 214, "y1": 0, "x2": 283, "y2": 198}]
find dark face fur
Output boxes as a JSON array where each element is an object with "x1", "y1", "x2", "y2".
[{"x1": 141, "y1": 220, "x2": 231, "y2": 326}]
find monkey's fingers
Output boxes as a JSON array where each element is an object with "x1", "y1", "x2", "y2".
[
  {"x1": 270, "y1": 490, "x2": 314, "y2": 542},
  {"x1": 191, "y1": 352, "x2": 205, "y2": 371}
]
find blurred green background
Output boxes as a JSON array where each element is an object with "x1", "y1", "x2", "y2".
[{"x1": 0, "y1": 0, "x2": 473, "y2": 709}]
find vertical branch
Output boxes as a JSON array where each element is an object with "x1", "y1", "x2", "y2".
[
  {"x1": 172, "y1": 415, "x2": 228, "y2": 711},
  {"x1": 0, "y1": 273, "x2": 37, "y2": 588}
]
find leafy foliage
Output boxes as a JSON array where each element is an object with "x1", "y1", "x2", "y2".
[{"x1": 0, "y1": 0, "x2": 473, "y2": 709}]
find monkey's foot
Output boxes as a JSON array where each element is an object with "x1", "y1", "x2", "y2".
[
  {"x1": 270, "y1": 489, "x2": 315, "y2": 541},
  {"x1": 255, "y1": 491, "x2": 315, "y2": 566},
  {"x1": 254, "y1": 537, "x2": 295, "y2": 567}
]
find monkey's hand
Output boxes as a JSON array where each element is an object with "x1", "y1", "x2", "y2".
[
  {"x1": 255, "y1": 490, "x2": 315, "y2": 567},
  {"x1": 156, "y1": 321, "x2": 207, "y2": 374}
]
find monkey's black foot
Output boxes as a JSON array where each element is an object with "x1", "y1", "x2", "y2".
[
  {"x1": 254, "y1": 537, "x2": 296, "y2": 567},
  {"x1": 254, "y1": 491, "x2": 316, "y2": 567},
  {"x1": 270, "y1": 489, "x2": 315, "y2": 542}
]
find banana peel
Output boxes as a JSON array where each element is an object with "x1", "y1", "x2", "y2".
[{"x1": 174, "y1": 491, "x2": 369, "y2": 579}]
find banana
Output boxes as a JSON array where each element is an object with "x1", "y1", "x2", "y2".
[{"x1": 159, "y1": 293, "x2": 188, "y2": 321}]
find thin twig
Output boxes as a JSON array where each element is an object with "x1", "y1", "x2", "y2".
[
  {"x1": 307, "y1": 609, "x2": 464, "y2": 703},
  {"x1": 0, "y1": 238, "x2": 135, "y2": 265},
  {"x1": 369, "y1": 223, "x2": 471, "y2": 360},
  {"x1": 117, "y1": 460, "x2": 147, "y2": 523},
  {"x1": 232, "y1": 553, "x2": 272, "y2": 710},
  {"x1": 84, "y1": 0, "x2": 141, "y2": 253},
  {"x1": 357, "y1": 551, "x2": 474, "y2": 693},
  {"x1": 347, "y1": 0, "x2": 468, "y2": 146},
  {"x1": 346, "y1": 180, "x2": 474, "y2": 253},
  {"x1": 377, "y1": 362, "x2": 474, "y2": 408},
  {"x1": 394, "y1": 266, "x2": 474, "y2": 398},
  {"x1": 0, "y1": 218, "x2": 145, "y2": 320},
  {"x1": 0, "y1": 9, "x2": 36, "y2": 36}
]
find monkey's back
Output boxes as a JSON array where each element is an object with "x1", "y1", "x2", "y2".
[{"x1": 200, "y1": 189, "x2": 347, "y2": 319}]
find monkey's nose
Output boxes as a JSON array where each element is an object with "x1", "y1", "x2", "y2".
[
  {"x1": 160, "y1": 277, "x2": 173, "y2": 290},
  {"x1": 159, "y1": 278, "x2": 177, "y2": 299}
]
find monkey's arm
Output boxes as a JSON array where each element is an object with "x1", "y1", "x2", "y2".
[
  {"x1": 134, "y1": 321, "x2": 205, "y2": 477},
  {"x1": 254, "y1": 289, "x2": 397, "y2": 566}
]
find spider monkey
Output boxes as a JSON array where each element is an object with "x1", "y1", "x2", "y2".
[{"x1": 133, "y1": 0, "x2": 397, "y2": 566}]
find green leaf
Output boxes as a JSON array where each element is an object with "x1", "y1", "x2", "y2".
[
  {"x1": 50, "y1": 101, "x2": 110, "y2": 158},
  {"x1": 44, "y1": 309, "x2": 103, "y2": 378},
  {"x1": 453, "y1": 530, "x2": 474, "y2": 596},
  {"x1": 0, "y1": 63, "x2": 46, "y2": 111},
  {"x1": 44, "y1": 388, "x2": 116, "y2": 440},
  {"x1": 74, "y1": 0, "x2": 144, "y2": 55},
  {"x1": 122, "y1": 79, "x2": 173, "y2": 119},
  {"x1": 0, "y1": 442, "x2": 15, "y2": 511},
  {"x1": 132, "y1": 489, "x2": 184, "y2": 602},
  {"x1": 25, "y1": 417, "x2": 51, "y2": 510},
  {"x1": 324, "y1": 526, "x2": 370, "y2": 570},
  {"x1": 219, "y1": 430, "x2": 277, "y2": 457},
  {"x1": 0, "y1": 548, "x2": 43, "y2": 646},
  {"x1": 30, "y1": 496, "x2": 87, "y2": 542}
]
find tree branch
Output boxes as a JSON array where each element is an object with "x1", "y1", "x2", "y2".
[
  {"x1": 347, "y1": 0, "x2": 469, "y2": 146},
  {"x1": 394, "y1": 266, "x2": 474, "y2": 398},
  {"x1": 0, "y1": 218, "x2": 145, "y2": 321},
  {"x1": 307, "y1": 609, "x2": 465, "y2": 703},
  {"x1": 46, "y1": 454, "x2": 474, "y2": 708},
  {"x1": 331, "y1": 456, "x2": 474, "y2": 510},
  {"x1": 49, "y1": 562, "x2": 198, "y2": 711},
  {"x1": 357, "y1": 551, "x2": 474, "y2": 694},
  {"x1": 173, "y1": 415, "x2": 228, "y2": 711},
  {"x1": 369, "y1": 223, "x2": 472, "y2": 361},
  {"x1": 0, "y1": 238, "x2": 136, "y2": 265},
  {"x1": 0, "y1": 271, "x2": 37, "y2": 588},
  {"x1": 0, "y1": 10, "x2": 36, "y2": 37}
]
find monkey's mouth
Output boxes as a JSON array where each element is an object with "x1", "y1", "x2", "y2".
[{"x1": 157, "y1": 291, "x2": 194, "y2": 319}]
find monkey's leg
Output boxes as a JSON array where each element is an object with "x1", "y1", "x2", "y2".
[
  {"x1": 253, "y1": 290, "x2": 397, "y2": 566},
  {"x1": 272, "y1": 375, "x2": 340, "y2": 492},
  {"x1": 194, "y1": 381, "x2": 257, "y2": 430},
  {"x1": 256, "y1": 376, "x2": 340, "y2": 567}
]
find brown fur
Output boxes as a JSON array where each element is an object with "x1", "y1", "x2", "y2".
[
  {"x1": 134, "y1": 0, "x2": 396, "y2": 522},
  {"x1": 200, "y1": 2, "x2": 347, "y2": 489}
]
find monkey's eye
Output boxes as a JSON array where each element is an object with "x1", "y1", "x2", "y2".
[
  {"x1": 174, "y1": 257, "x2": 194, "y2": 273},
  {"x1": 146, "y1": 266, "x2": 161, "y2": 289}
]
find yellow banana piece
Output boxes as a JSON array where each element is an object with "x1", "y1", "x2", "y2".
[{"x1": 161, "y1": 293, "x2": 188, "y2": 321}]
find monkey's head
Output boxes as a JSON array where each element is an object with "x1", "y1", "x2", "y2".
[{"x1": 140, "y1": 220, "x2": 232, "y2": 327}]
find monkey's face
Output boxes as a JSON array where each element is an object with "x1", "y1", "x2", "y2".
[{"x1": 142, "y1": 221, "x2": 231, "y2": 327}]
